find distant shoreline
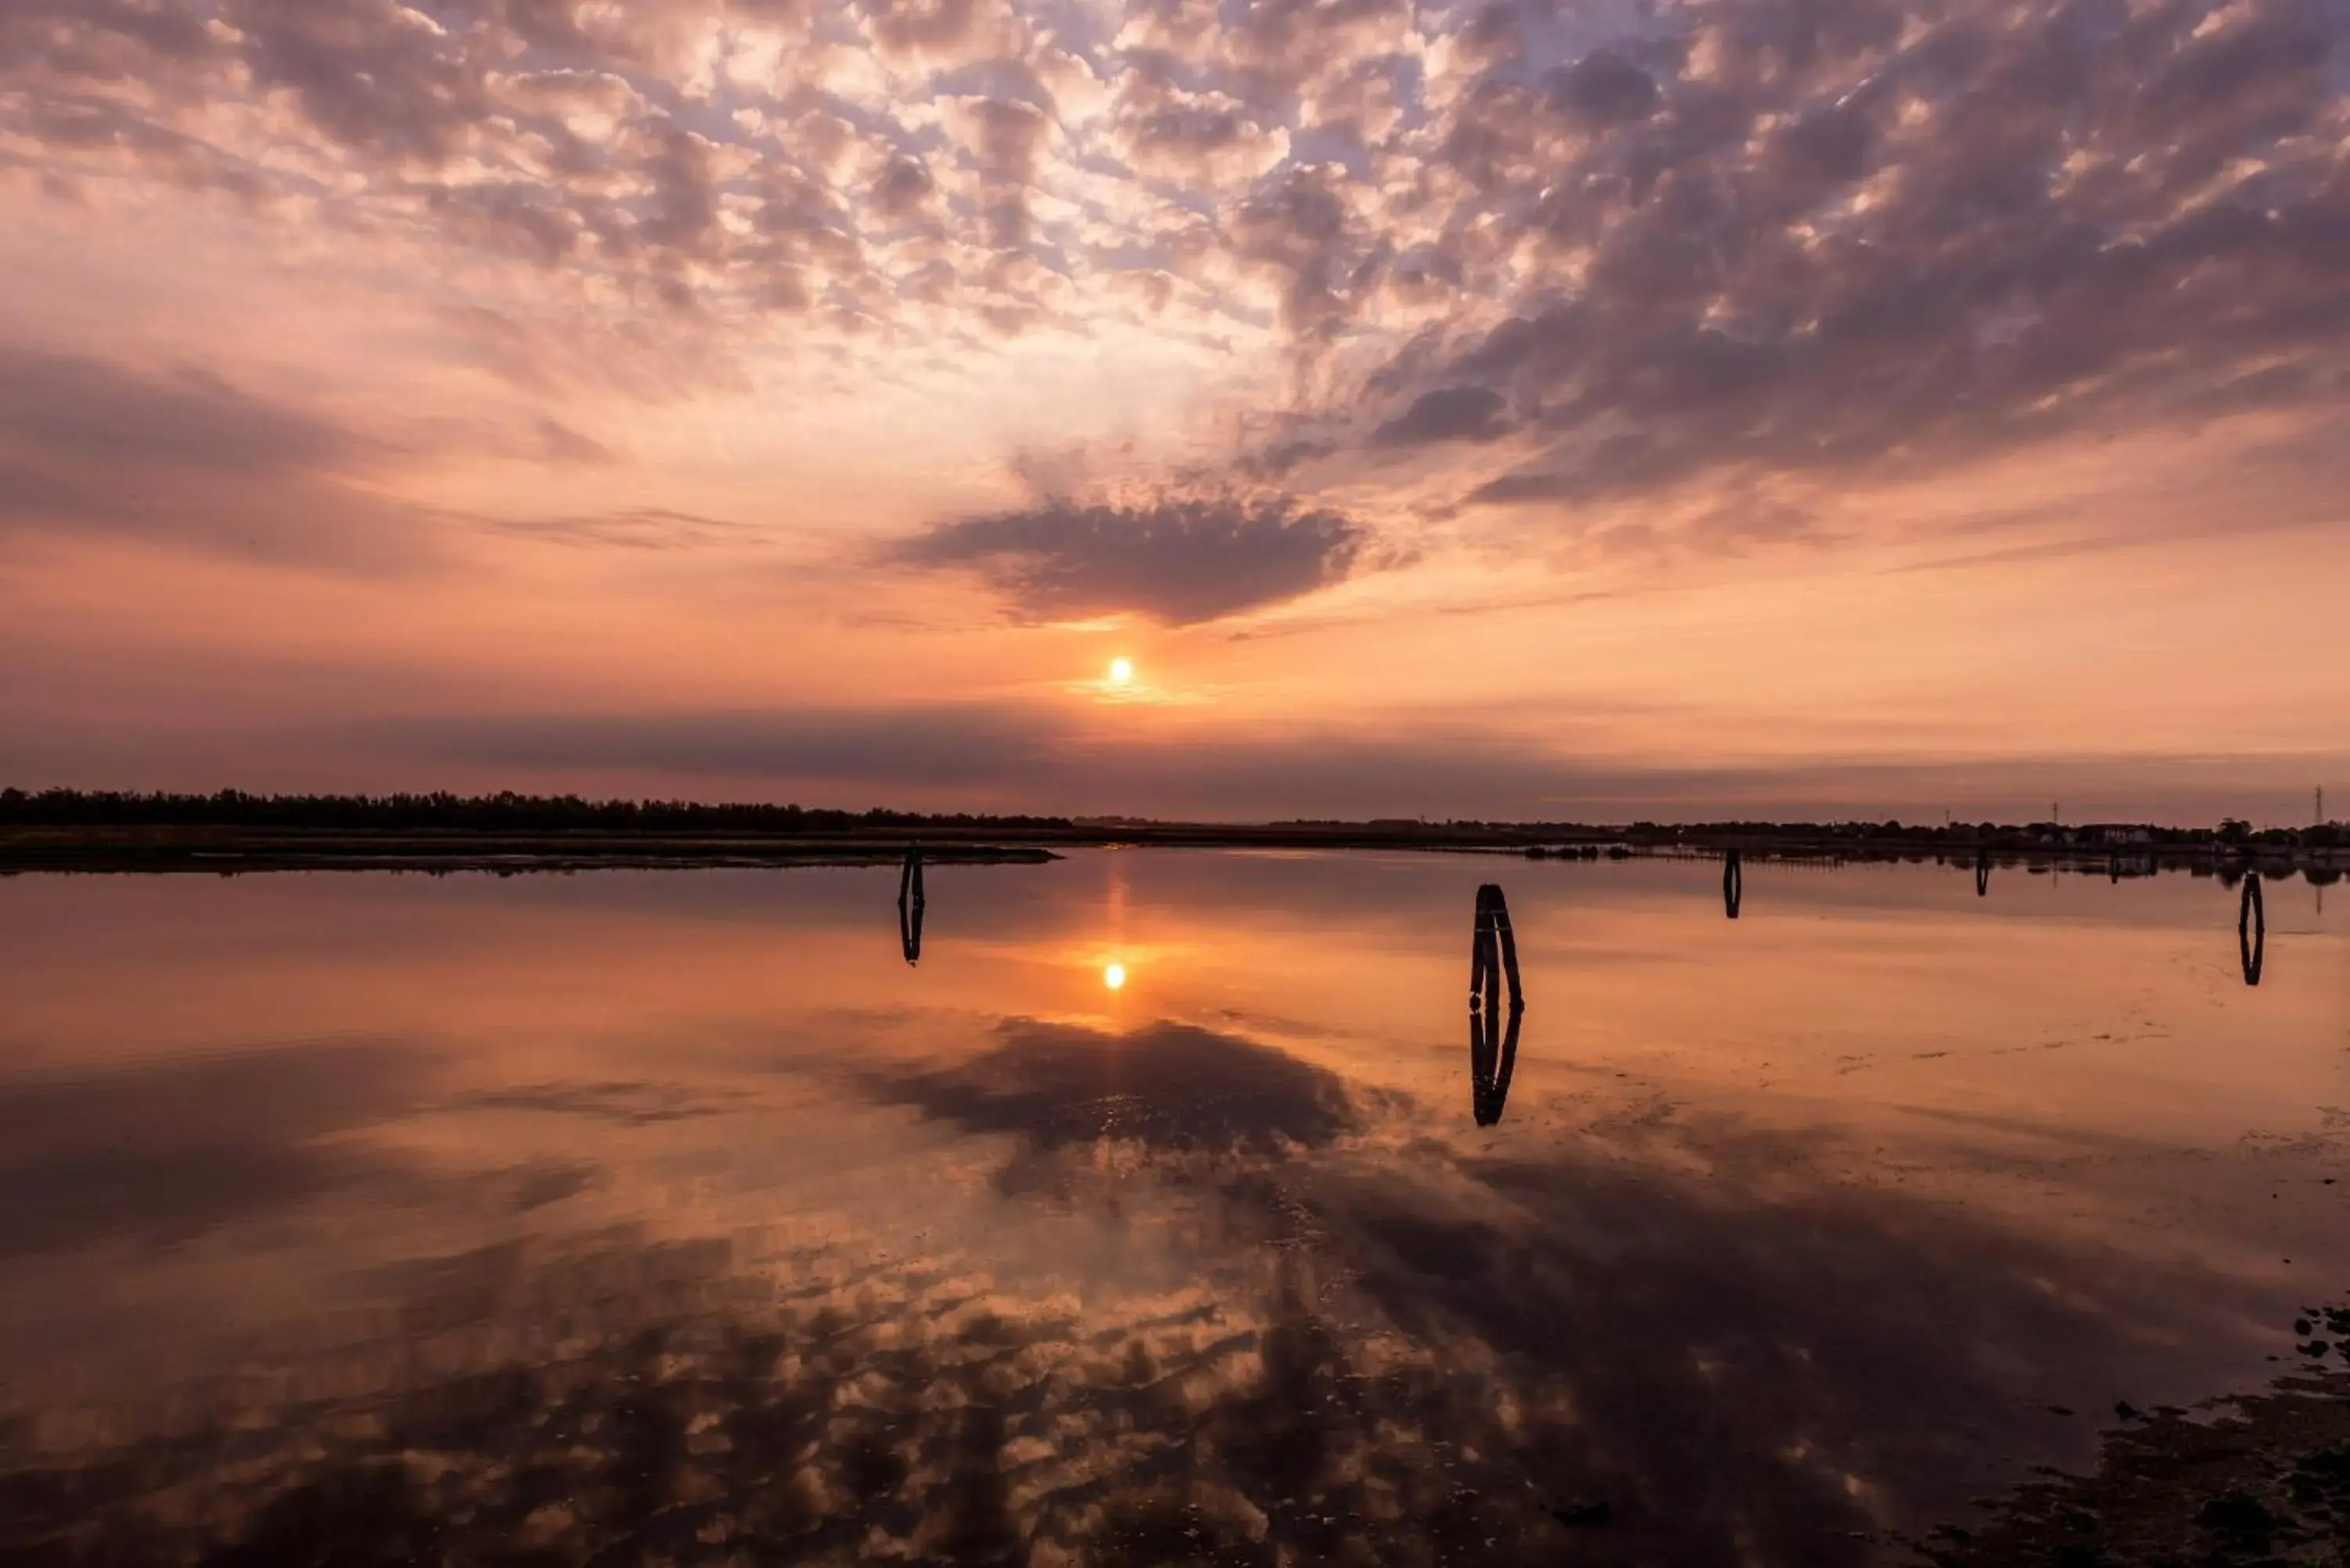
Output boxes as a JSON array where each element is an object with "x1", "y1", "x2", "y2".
[
  {"x1": 5, "y1": 784, "x2": 2340, "y2": 874},
  {"x1": 0, "y1": 829, "x2": 1060, "y2": 875},
  {"x1": 2, "y1": 819, "x2": 2339, "y2": 876}
]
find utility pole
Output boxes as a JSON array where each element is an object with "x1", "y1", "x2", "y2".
[{"x1": 2320, "y1": 785, "x2": 2326, "y2": 825}]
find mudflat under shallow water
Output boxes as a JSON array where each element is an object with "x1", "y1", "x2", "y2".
[{"x1": 2, "y1": 852, "x2": 2345, "y2": 1565}]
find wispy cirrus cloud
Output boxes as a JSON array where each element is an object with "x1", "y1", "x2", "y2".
[
  {"x1": 0, "y1": 345, "x2": 430, "y2": 567},
  {"x1": 0, "y1": 343, "x2": 667, "y2": 569}
]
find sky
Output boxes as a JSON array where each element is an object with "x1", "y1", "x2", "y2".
[{"x1": 1, "y1": 0, "x2": 2345, "y2": 824}]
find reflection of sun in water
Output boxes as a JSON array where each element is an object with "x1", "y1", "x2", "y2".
[
  {"x1": 1102, "y1": 961, "x2": 1127, "y2": 991},
  {"x1": 1107, "y1": 658, "x2": 1134, "y2": 688}
]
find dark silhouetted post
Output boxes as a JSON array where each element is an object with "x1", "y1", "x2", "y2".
[
  {"x1": 1975, "y1": 849, "x2": 1991, "y2": 898},
  {"x1": 2240, "y1": 873, "x2": 2264, "y2": 988},
  {"x1": 898, "y1": 847, "x2": 926, "y2": 966},
  {"x1": 1470, "y1": 883, "x2": 1526, "y2": 1126},
  {"x1": 1723, "y1": 850, "x2": 1742, "y2": 919}
]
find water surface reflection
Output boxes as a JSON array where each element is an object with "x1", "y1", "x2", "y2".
[{"x1": 0, "y1": 853, "x2": 2345, "y2": 1566}]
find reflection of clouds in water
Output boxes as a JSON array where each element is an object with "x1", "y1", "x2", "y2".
[
  {"x1": 9, "y1": 855, "x2": 2346, "y2": 1567},
  {"x1": 1314, "y1": 1133, "x2": 2269, "y2": 1559},
  {"x1": 0, "y1": 1038, "x2": 436, "y2": 1259},
  {"x1": 10, "y1": 1221, "x2": 1531, "y2": 1566},
  {"x1": 3, "y1": 1025, "x2": 2285, "y2": 1568},
  {"x1": 458, "y1": 1080, "x2": 750, "y2": 1127},
  {"x1": 863, "y1": 1018, "x2": 1365, "y2": 1158}
]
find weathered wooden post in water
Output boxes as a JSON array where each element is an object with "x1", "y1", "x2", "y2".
[
  {"x1": 1470, "y1": 883, "x2": 1525, "y2": 1126},
  {"x1": 2240, "y1": 873, "x2": 2264, "y2": 988},
  {"x1": 898, "y1": 847, "x2": 926, "y2": 966},
  {"x1": 1723, "y1": 850, "x2": 1742, "y2": 919},
  {"x1": 1975, "y1": 849, "x2": 1992, "y2": 898}
]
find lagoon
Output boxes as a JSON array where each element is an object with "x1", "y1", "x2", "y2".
[{"x1": 3, "y1": 852, "x2": 2346, "y2": 1565}]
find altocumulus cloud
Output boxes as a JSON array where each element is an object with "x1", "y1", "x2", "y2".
[
  {"x1": 8, "y1": 0, "x2": 2349, "y2": 564},
  {"x1": 887, "y1": 495, "x2": 1371, "y2": 624},
  {"x1": 1328, "y1": 0, "x2": 2350, "y2": 526}
]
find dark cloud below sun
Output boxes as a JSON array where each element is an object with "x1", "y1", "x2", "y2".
[{"x1": 887, "y1": 495, "x2": 1370, "y2": 624}]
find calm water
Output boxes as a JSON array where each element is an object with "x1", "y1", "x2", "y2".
[{"x1": 2, "y1": 852, "x2": 2346, "y2": 1565}]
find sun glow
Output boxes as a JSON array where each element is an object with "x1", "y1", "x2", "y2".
[
  {"x1": 1102, "y1": 961, "x2": 1127, "y2": 991},
  {"x1": 1107, "y1": 657, "x2": 1134, "y2": 687}
]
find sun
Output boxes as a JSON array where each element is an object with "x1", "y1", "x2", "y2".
[
  {"x1": 1107, "y1": 657, "x2": 1134, "y2": 688},
  {"x1": 1102, "y1": 961, "x2": 1127, "y2": 991}
]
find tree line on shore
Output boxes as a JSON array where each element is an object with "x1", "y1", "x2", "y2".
[
  {"x1": 1292, "y1": 815, "x2": 2341, "y2": 851},
  {"x1": 0, "y1": 788, "x2": 1072, "y2": 835},
  {"x1": 2, "y1": 787, "x2": 2338, "y2": 851},
  {"x1": 1603, "y1": 817, "x2": 2340, "y2": 851}
]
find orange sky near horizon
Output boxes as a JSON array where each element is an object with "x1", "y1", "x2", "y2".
[{"x1": 2, "y1": 0, "x2": 2344, "y2": 823}]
